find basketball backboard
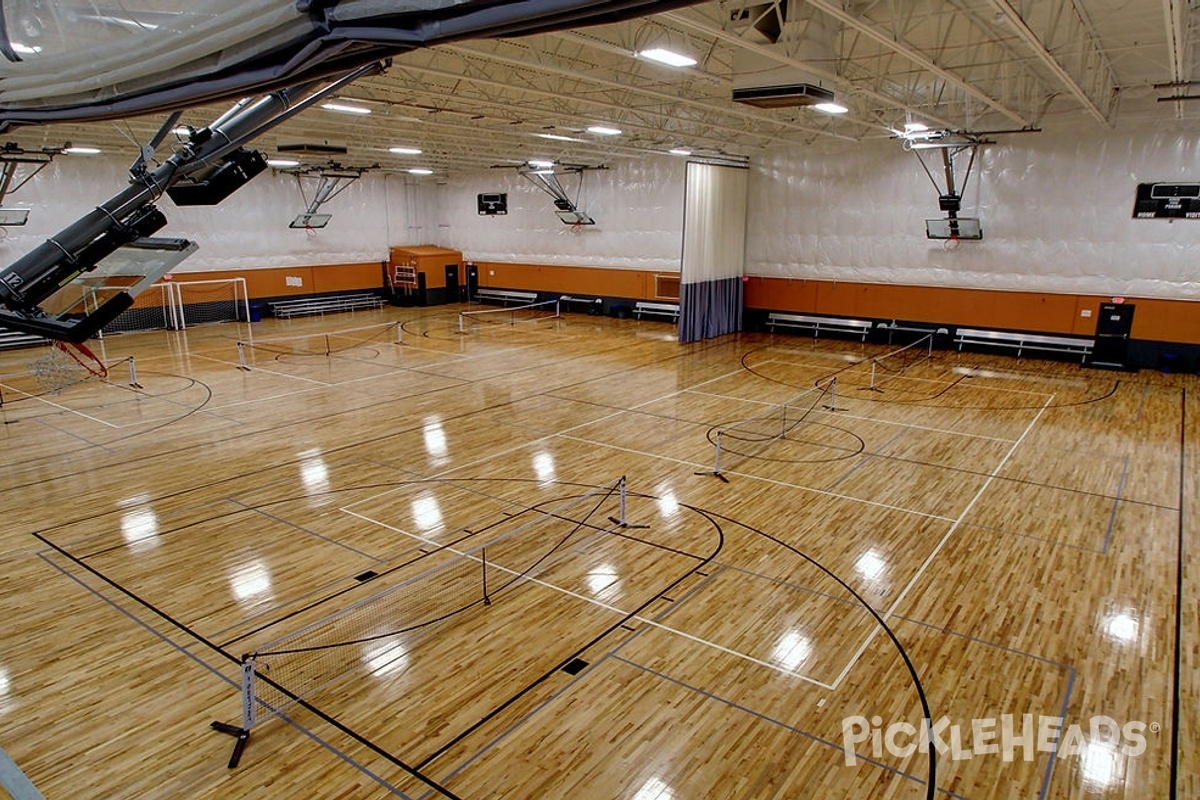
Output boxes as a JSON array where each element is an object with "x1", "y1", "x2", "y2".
[
  {"x1": 0, "y1": 237, "x2": 197, "y2": 342},
  {"x1": 926, "y1": 217, "x2": 982, "y2": 240}
]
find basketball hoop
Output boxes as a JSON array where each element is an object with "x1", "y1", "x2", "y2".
[
  {"x1": 32, "y1": 341, "x2": 108, "y2": 393},
  {"x1": 944, "y1": 234, "x2": 960, "y2": 250}
]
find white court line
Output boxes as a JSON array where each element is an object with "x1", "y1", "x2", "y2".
[
  {"x1": 339, "y1": 507, "x2": 836, "y2": 690},
  {"x1": 682, "y1": 387, "x2": 1020, "y2": 444},
  {"x1": 0, "y1": 382, "x2": 122, "y2": 428},
  {"x1": 827, "y1": 393, "x2": 1055, "y2": 690},
  {"x1": 555, "y1": 433, "x2": 958, "y2": 525},
  {"x1": 337, "y1": 365, "x2": 753, "y2": 514}
]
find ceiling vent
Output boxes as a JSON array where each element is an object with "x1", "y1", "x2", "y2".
[
  {"x1": 277, "y1": 142, "x2": 348, "y2": 156},
  {"x1": 732, "y1": 82, "x2": 834, "y2": 109}
]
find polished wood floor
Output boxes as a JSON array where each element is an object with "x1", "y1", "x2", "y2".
[{"x1": 0, "y1": 306, "x2": 1195, "y2": 799}]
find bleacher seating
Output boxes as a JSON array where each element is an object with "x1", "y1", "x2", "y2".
[
  {"x1": 268, "y1": 293, "x2": 385, "y2": 319},
  {"x1": 0, "y1": 328, "x2": 47, "y2": 350},
  {"x1": 475, "y1": 288, "x2": 538, "y2": 306},
  {"x1": 767, "y1": 313, "x2": 872, "y2": 341},
  {"x1": 954, "y1": 328, "x2": 1094, "y2": 361},
  {"x1": 634, "y1": 301, "x2": 680, "y2": 322}
]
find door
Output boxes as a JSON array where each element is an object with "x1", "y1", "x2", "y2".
[{"x1": 1088, "y1": 302, "x2": 1134, "y2": 369}]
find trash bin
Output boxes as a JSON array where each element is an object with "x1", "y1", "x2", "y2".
[
  {"x1": 1158, "y1": 352, "x2": 1180, "y2": 373},
  {"x1": 248, "y1": 304, "x2": 263, "y2": 322}
]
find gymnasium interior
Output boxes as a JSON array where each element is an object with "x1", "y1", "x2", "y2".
[{"x1": 0, "y1": 2, "x2": 1196, "y2": 799}]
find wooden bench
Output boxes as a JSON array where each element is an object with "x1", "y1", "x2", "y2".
[
  {"x1": 269, "y1": 293, "x2": 385, "y2": 319},
  {"x1": 0, "y1": 328, "x2": 47, "y2": 350},
  {"x1": 954, "y1": 328, "x2": 1094, "y2": 361},
  {"x1": 634, "y1": 301, "x2": 680, "y2": 322},
  {"x1": 767, "y1": 313, "x2": 872, "y2": 341},
  {"x1": 475, "y1": 288, "x2": 537, "y2": 306}
]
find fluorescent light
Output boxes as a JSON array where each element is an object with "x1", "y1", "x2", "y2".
[
  {"x1": 528, "y1": 159, "x2": 555, "y2": 168},
  {"x1": 537, "y1": 133, "x2": 579, "y2": 142},
  {"x1": 408, "y1": 168, "x2": 433, "y2": 175},
  {"x1": 65, "y1": 146, "x2": 102, "y2": 155},
  {"x1": 389, "y1": 146, "x2": 422, "y2": 155},
  {"x1": 638, "y1": 48, "x2": 696, "y2": 68},
  {"x1": 531, "y1": 169, "x2": 555, "y2": 176},
  {"x1": 266, "y1": 158, "x2": 300, "y2": 168},
  {"x1": 668, "y1": 148, "x2": 692, "y2": 156},
  {"x1": 321, "y1": 102, "x2": 371, "y2": 115},
  {"x1": 11, "y1": 43, "x2": 42, "y2": 55},
  {"x1": 587, "y1": 125, "x2": 622, "y2": 136},
  {"x1": 813, "y1": 102, "x2": 849, "y2": 114},
  {"x1": 904, "y1": 121, "x2": 929, "y2": 132}
]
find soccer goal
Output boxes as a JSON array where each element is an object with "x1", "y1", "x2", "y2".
[{"x1": 171, "y1": 278, "x2": 251, "y2": 329}]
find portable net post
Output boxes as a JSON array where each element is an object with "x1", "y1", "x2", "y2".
[
  {"x1": 822, "y1": 375, "x2": 840, "y2": 410},
  {"x1": 481, "y1": 548, "x2": 491, "y2": 606},
  {"x1": 126, "y1": 357, "x2": 142, "y2": 388},
  {"x1": 211, "y1": 656, "x2": 258, "y2": 768},
  {"x1": 605, "y1": 475, "x2": 649, "y2": 528},
  {"x1": 236, "y1": 342, "x2": 250, "y2": 370}
]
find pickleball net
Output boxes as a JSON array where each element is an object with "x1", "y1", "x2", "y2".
[
  {"x1": 867, "y1": 333, "x2": 934, "y2": 391},
  {"x1": 458, "y1": 298, "x2": 560, "y2": 334},
  {"x1": 217, "y1": 476, "x2": 637, "y2": 777},
  {"x1": 701, "y1": 377, "x2": 838, "y2": 479}
]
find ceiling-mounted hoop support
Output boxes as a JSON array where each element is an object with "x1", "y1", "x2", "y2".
[
  {"x1": 516, "y1": 162, "x2": 605, "y2": 225},
  {"x1": 901, "y1": 131, "x2": 990, "y2": 239},
  {"x1": 0, "y1": 142, "x2": 69, "y2": 208},
  {"x1": 278, "y1": 161, "x2": 376, "y2": 228}
]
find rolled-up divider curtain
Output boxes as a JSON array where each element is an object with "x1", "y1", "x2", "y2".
[{"x1": 679, "y1": 161, "x2": 748, "y2": 344}]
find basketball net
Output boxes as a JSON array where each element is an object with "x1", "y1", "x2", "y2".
[{"x1": 32, "y1": 341, "x2": 108, "y2": 393}]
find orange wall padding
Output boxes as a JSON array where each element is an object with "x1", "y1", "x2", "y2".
[
  {"x1": 473, "y1": 261, "x2": 677, "y2": 301},
  {"x1": 743, "y1": 276, "x2": 1200, "y2": 344},
  {"x1": 167, "y1": 262, "x2": 385, "y2": 299}
]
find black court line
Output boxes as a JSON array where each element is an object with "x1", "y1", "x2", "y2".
[
  {"x1": 31, "y1": 531, "x2": 464, "y2": 800},
  {"x1": 1170, "y1": 386, "x2": 1186, "y2": 799},
  {"x1": 0, "y1": 322, "x2": 705, "y2": 503},
  {"x1": 411, "y1": 505, "x2": 725, "y2": 773},
  {"x1": 35, "y1": 552, "x2": 412, "y2": 799}
]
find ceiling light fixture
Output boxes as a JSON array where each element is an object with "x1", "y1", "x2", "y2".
[
  {"x1": 537, "y1": 133, "x2": 579, "y2": 142},
  {"x1": 813, "y1": 102, "x2": 849, "y2": 115},
  {"x1": 638, "y1": 48, "x2": 697, "y2": 68},
  {"x1": 528, "y1": 159, "x2": 555, "y2": 168},
  {"x1": 65, "y1": 146, "x2": 102, "y2": 155},
  {"x1": 408, "y1": 168, "x2": 433, "y2": 175},
  {"x1": 586, "y1": 125, "x2": 622, "y2": 136},
  {"x1": 904, "y1": 121, "x2": 929, "y2": 132},
  {"x1": 389, "y1": 146, "x2": 422, "y2": 155},
  {"x1": 266, "y1": 158, "x2": 300, "y2": 168},
  {"x1": 668, "y1": 148, "x2": 692, "y2": 156},
  {"x1": 321, "y1": 102, "x2": 371, "y2": 115}
]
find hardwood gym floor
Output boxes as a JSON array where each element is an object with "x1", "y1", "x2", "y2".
[{"x1": 0, "y1": 305, "x2": 1195, "y2": 799}]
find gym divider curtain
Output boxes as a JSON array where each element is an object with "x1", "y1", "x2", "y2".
[{"x1": 678, "y1": 161, "x2": 748, "y2": 344}]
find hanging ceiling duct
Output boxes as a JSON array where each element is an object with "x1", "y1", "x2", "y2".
[{"x1": 729, "y1": 1, "x2": 839, "y2": 108}]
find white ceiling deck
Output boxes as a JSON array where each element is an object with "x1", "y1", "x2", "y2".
[{"x1": 16, "y1": 1, "x2": 1200, "y2": 175}]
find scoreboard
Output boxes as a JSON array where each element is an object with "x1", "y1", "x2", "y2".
[{"x1": 1132, "y1": 183, "x2": 1200, "y2": 219}]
